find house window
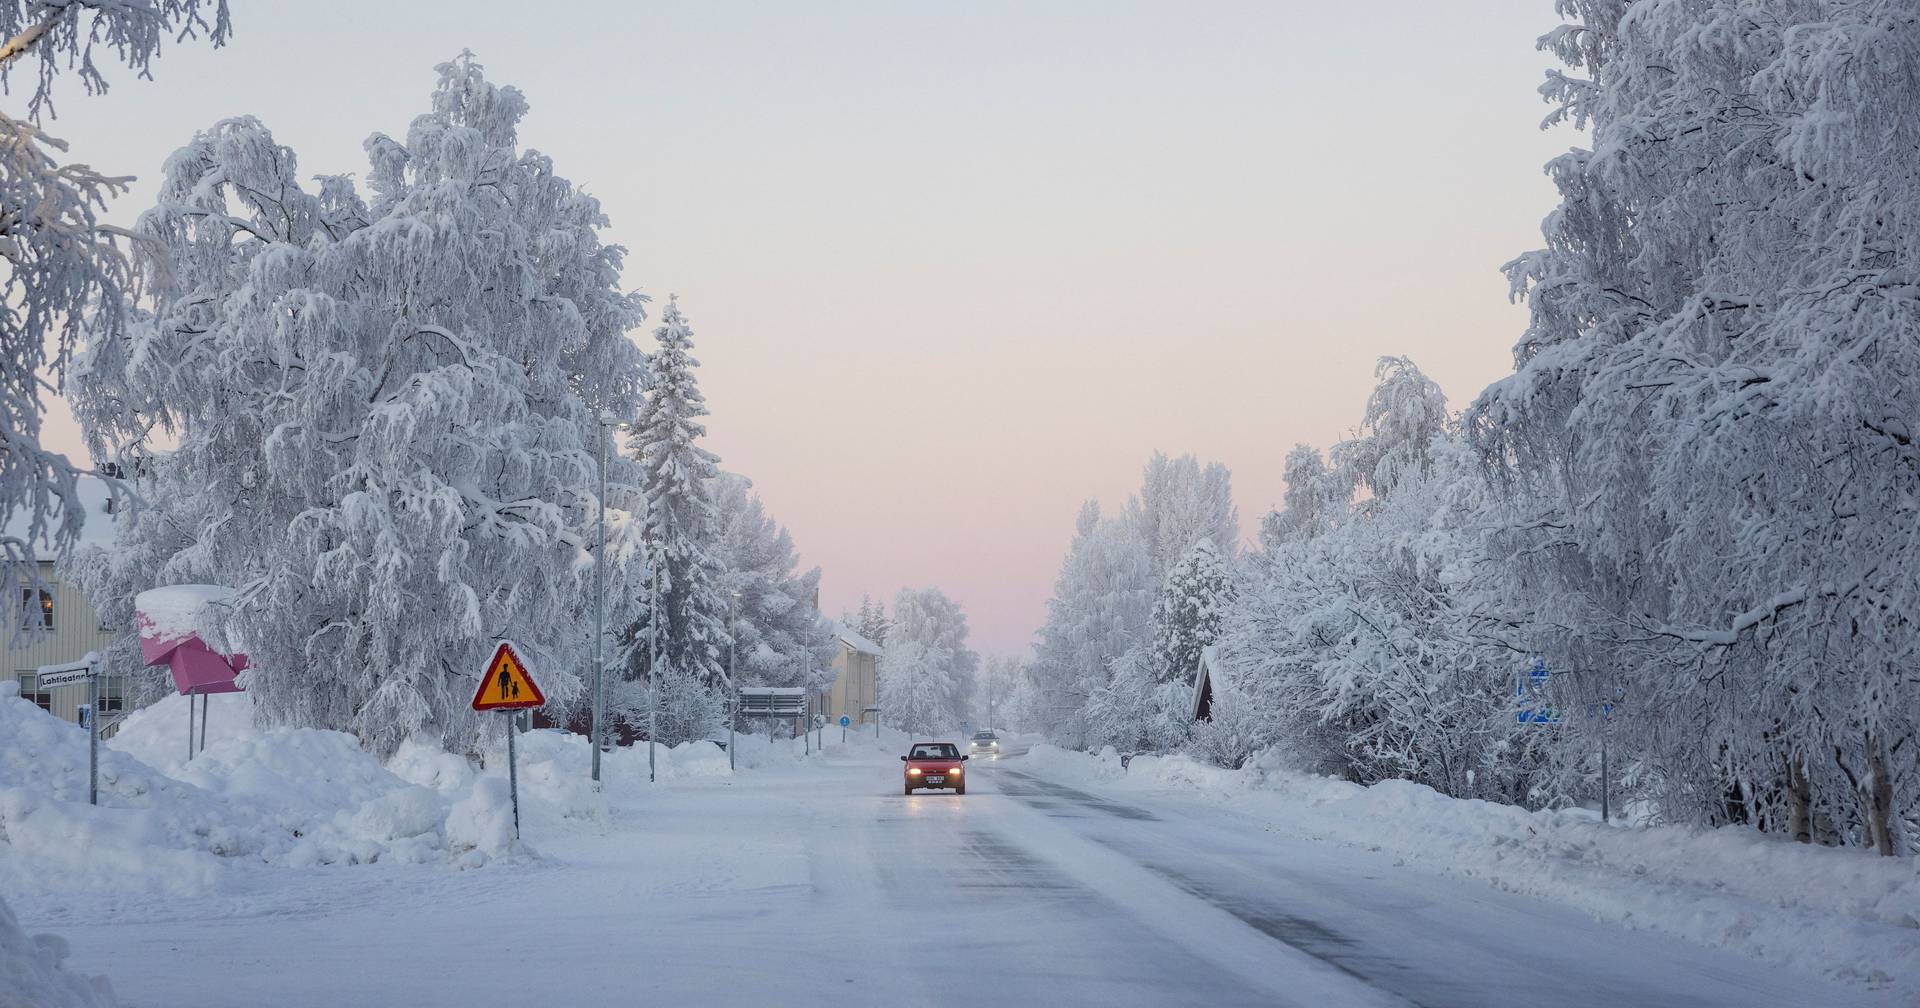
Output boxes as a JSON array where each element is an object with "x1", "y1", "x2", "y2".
[
  {"x1": 20, "y1": 588, "x2": 53, "y2": 630},
  {"x1": 16, "y1": 672, "x2": 51, "y2": 712},
  {"x1": 98, "y1": 674, "x2": 126, "y2": 714}
]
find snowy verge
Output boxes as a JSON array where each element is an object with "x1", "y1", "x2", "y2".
[
  {"x1": 1018, "y1": 743, "x2": 1920, "y2": 997},
  {"x1": 0, "y1": 895, "x2": 114, "y2": 1008}
]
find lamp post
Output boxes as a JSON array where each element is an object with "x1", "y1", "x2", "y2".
[
  {"x1": 727, "y1": 589, "x2": 740, "y2": 771},
  {"x1": 592, "y1": 413, "x2": 629, "y2": 789}
]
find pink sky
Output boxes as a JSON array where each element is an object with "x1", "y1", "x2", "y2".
[{"x1": 34, "y1": 1, "x2": 1576, "y2": 656}]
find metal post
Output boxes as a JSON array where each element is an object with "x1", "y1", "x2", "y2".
[
  {"x1": 648, "y1": 563, "x2": 658, "y2": 784},
  {"x1": 804, "y1": 694, "x2": 811, "y2": 756},
  {"x1": 87, "y1": 657, "x2": 99, "y2": 806},
  {"x1": 1600, "y1": 707, "x2": 1611, "y2": 824},
  {"x1": 506, "y1": 712, "x2": 521, "y2": 840},
  {"x1": 185, "y1": 688, "x2": 194, "y2": 762},
  {"x1": 200, "y1": 692, "x2": 210, "y2": 755},
  {"x1": 727, "y1": 592, "x2": 738, "y2": 771},
  {"x1": 592, "y1": 423, "x2": 608, "y2": 788}
]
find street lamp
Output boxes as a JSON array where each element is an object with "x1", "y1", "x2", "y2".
[
  {"x1": 592, "y1": 412, "x2": 629, "y2": 789},
  {"x1": 727, "y1": 589, "x2": 740, "y2": 771}
]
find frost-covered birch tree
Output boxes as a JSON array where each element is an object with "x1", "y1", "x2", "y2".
[
  {"x1": 0, "y1": 0, "x2": 228, "y2": 635},
  {"x1": 1469, "y1": 0, "x2": 1920, "y2": 852},
  {"x1": 877, "y1": 586, "x2": 976, "y2": 736},
  {"x1": 73, "y1": 54, "x2": 650, "y2": 755}
]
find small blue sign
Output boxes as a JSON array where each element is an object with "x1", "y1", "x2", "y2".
[
  {"x1": 1517, "y1": 658, "x2": 1559, "y2": 725},
  {"x1": 839, "y1": 715, "x2": 850, "y2": 727}
]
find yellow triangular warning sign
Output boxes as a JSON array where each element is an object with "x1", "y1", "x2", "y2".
[{"x1": 472, "y1": 641, "x2": 546, "y2": 711}]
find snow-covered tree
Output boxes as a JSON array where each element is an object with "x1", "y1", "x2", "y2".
[
  {"x1": 1148, "y1": 537, "x2": 1233, "y2": 687},
  {"x1": 844, "y1": 593, "x2": 891, "y2": 646},
  {"x1": 1025, "y1": 499, "x2": 1153, "y2": 746},
  {"x1": 72, "y1": 55, "x2": 650, "y2": 755},
  {"x1": 973, "y1": 653, "x2": 1023, "y2": 730},
  {"x1": 0, "y1": 1, "x2": 228, "y2": 636},
  {"x1": 620, "y1": 297, "x2": 731, "y2": 743},
  {"x1": 876, "y1": 586, "x2": 976, "y2": 737},
  {"x1": 1469, "y1": 0, "x2": 1920, "y2": 852},
  {"x1": 1083, "y1": 646, "x2": 1190, "y2": 755},
  {"x1": 708, "y1": 471, "x2": 836, "y2": 690},
  {"x1": 1134, "y1": 452, "x2": 1239, "y2": 579}
]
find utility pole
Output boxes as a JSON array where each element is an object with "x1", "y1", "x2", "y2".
[{"x1": 591, "y1": 414, "x2": 621, "y2": 788}]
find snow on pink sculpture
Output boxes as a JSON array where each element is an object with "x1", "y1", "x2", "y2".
[{"x1": 135, "y1": 585, "x2": 249, "y2": 695}]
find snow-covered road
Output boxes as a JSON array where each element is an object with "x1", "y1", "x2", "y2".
[{"x1": 37, "y1": 741, "x2": 1892, "y2": 1007}]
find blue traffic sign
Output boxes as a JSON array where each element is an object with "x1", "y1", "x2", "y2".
[
  {"x1": 1517, "y1": 658, "x2": 1559, "y2": 725},
  {"x1": 839, "y1": 715, "x2": 850, "y2": 727}
]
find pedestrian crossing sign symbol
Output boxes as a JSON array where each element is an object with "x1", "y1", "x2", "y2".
[{"x1": 472, "y1": 641, "x2": 546, "y2": 711}]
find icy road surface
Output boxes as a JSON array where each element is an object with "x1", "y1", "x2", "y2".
[{"x1": 38, "y1": 741, "x2": 1891, "y2": 1008}]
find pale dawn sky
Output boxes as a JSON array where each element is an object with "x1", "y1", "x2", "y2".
[{"x1": 34, "y1": 1, "x2": 1577, "y2": 656}]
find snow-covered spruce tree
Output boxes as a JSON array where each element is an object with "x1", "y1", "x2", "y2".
[
  {"x1": 877, "y1": 586, "x2": 977, "y2": 737},
  {"x1": 1025, "y1": 499, "x2": 1153, "y2": 747},
  {"x1": 845, "y1": 593, "x2": 891, "y2": 646},
  {"x1": 1148, "y1": 538, "x2": 1233, "y2": 687},
  {"x1": 1469, "y1": 1, "x2": 1920, "y2": 851},
  {"x1": 0, "y1": 1, "x2": 228, "y2": 635},
  {"x1": 709, "y1": 471, "x2": 837, "y2": 690},
  {"x1": 72, "y1": 55, "x2": 650, "y2": 755},
  {"x1": 620, "y1": 297, "x2": 730, "y2": 744}
]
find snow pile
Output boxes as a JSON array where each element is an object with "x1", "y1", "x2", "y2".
[
  {"x1": 0, "y1": 895, "x2": 114, "y2": 1008},
  {"x1": 108, "y1": 690, "x2": 259, "y2": 772},
  {"x1": 1019, "y1": 743, "x2": 1920, "y2": 997}
]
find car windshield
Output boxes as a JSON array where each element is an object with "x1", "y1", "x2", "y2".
[
  {"x1": 911, "y1": 744, "x2": 958, "y2": 759},
  {"x1": 972, "y1": 732, "x2": 997, "y2": 740}
]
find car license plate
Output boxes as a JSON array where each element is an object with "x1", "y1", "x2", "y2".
[{"x1": 925, "y1": 775, "x2": 945, "y2": 784}]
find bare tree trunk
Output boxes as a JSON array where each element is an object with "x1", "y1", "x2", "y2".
[
  {"x1": 1783, "y1": 754, "x2": 1812, "y2": 844},
  {"x1": 1835, "y1": 738, "x2": 1900, "y2": 857},
  {"x1": 1865, "y1": 735, "x2": 1897, "y2": 857}
]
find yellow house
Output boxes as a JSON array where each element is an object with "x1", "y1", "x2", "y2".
[
  {"x1": 6, "y1": 478, "x2": 125, "y2": 727},
  {"x1": 822, "y1": 624, "x2": 883, "y2": 729}
]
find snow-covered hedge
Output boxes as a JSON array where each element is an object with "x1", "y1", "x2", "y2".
[{"x1": 1021, "y1": 743, "x2": 1920, "y2": 996}]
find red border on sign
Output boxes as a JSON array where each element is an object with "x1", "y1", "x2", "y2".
[{"x1": 472, "y1": 640, "x2": 547, "y2": 711}]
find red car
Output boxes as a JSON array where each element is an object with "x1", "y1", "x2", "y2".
[{"x1": 901, "y1": 741, "x2": 969, "y2": 795}]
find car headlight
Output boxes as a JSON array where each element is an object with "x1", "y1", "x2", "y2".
[
  {"x1": 949, "y1": 767, "x2": 963, "y2": 774},
  {"x1": 908, "y1": 768, "x2": 922, "y2": 775}
]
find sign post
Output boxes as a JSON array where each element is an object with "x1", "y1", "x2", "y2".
[
  {"x1": 471, "y1": 641, "x2": 546, "y2": 841},
  {"x1": 40, "y1": 653, "x2": 102, "y2": 806}
]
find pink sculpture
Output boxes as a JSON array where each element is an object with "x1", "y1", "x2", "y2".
[
  {"x1": 135, "y1": 585, "x2": 250, "y2": 695},
  {"x1": 135, "y1": 586, "x2": 249, "y2": 759}
]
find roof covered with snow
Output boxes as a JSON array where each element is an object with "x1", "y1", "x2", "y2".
[
  {"x1": 0, "y1": 474, "x2": 122, "y2": 555},
  {"x1": 834, "y1": 622, "x2": 884, "y2": 657}
]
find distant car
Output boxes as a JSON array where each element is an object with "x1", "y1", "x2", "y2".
[
  {"x1": 968, "y1": 730, "x2": 1001, "y2": 755},
  {"x1": 901, "y1": 741, "x2": 968, "y2": 795}
]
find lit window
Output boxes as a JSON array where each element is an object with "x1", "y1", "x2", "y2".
[{"x1": 19, "y1": 589, "x2": 53, "y2": 630}]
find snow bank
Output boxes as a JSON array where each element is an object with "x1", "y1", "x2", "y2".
[
  {"x1": 1019, "y1": 743, "x2": 1920, "y2": 997},
  {"x1": 0, "y1": 895, "x2": 114, "y2": 1008},
  {"x1": 109, "y1": 690, "x2": 258, "y2": 772}
]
